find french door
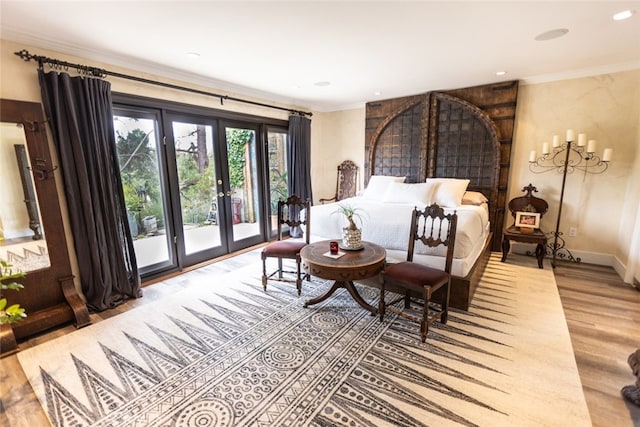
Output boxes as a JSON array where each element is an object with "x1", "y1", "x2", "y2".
[
  {"x1": 114, "y1": 105, "x2": 274, "y2": 279},
  {"x1": 167, "y1": 117, "x2": 266, "y2": 265}
]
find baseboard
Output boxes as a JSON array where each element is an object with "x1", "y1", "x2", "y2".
[{"x1": 611, "y1": 255, "x2": 627, "y2": 280}]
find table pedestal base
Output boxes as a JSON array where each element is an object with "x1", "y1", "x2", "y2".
[{"x1": 304, "y1": 280, "x2": 377, "y2": 316}]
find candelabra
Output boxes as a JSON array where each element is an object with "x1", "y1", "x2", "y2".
[{"x1": 528, "y1": 129, "x2": 612, "y2": 268}]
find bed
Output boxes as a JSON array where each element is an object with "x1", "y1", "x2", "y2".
[
  {"x1": 308, "y1": 176, "x2": 492, "y2": 309},
  {"x1": 314, "y1": 83, "x2": 518, "y2": 310}
]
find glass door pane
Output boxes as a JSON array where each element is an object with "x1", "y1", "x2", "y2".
[
  {"x1": 172, "y1": 121, "x2": 223, "y2": 257},
  {"x1": 267, "y1": 129, "x2": 289, "y2": 236},
  {"x1": 224, "y1": 125, "x2": 263, "y2": 250},
  {"x1": 113, "y1": 113, "x2": 174, "y2": 272}
]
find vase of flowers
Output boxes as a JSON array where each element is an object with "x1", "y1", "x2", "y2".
[{"x1": 334, "y1": 203, "x2": 364, "y2": 249}]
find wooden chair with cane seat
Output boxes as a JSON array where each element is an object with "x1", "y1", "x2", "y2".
[
  {"x1": 319, "y1": 160, "x2": 359, "y2": 204},
  {"x1": 379, "y1": 204, "x2": 458, "y2": 342},
  {"x1": 261, "y1": 195, "x2": 311, "y2": 295}
]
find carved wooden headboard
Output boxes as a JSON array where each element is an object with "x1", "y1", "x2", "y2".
[{"x1": 365, "y1": 81, "x2": 519, "y2": 251}]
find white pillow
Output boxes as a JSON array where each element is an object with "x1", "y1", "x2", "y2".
[
  {"x1": 362, "y1": 175, "x2": 406, "y2": 200},
  {"x1": 382, "y1": 182, "x2": 438, "y2": 205},
  {"x1": 462, "y1": 191, "x2": 488, "y2": 205},
  {"x1": 426, "y1": 178, "x2": 470, "y2": 207}
]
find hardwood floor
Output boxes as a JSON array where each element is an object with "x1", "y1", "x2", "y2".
[
  {"x1": 552, "y1": 259, "x2": 640, "y2": 427},
  {"x1": 1, "y1": 250, "x2": 638, "y2": 426}
]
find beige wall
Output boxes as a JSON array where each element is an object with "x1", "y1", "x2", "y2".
[
  {"x1": 2, "y1": 38, "x2": 638, "y2": 283},
  {"x1": 1, "y1": 39, "x2": 298, "y2": 119},
  {"x1": 511, "y1": 70, "x2": 639, "y2": 277}
]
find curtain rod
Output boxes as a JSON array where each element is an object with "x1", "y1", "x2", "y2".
[{"x1": 14, "y1": 49, "x2": 313, "y2": 117}]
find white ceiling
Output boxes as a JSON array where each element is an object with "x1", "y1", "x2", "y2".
[{"x1": 1, "y1": 1, "x2": 639, "y2": 112}]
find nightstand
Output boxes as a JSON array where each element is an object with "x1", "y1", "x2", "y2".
[
  {"x1": 501, "y1": 226, "x2": 547, "y2": 268},
  {"x1": 501, "y1": 183, "x2": 549, "y2": 269}
]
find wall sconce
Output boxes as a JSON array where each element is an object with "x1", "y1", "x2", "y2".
[{"x1": 528, "y1": 129, "x2": 612, "y2": 267}]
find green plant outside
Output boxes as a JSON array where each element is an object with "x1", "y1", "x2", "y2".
[
  {"x1": 226, "y1": 128, "x2": 253, "y2": 190},
  {"x1": 269, "y1": 169, "x2": 288, "y2": 212},
  {"x1": 117, "y1": 127, "x2": 163, "y2": 235}
]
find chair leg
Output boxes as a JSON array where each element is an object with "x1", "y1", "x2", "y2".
[
  {"x1": 440, "y1": 281, "x2": 450, "y2": 324},
  {"x1": 296, "y1": 257, "x2": 302, "y2": 296},
  {"x1": 421, "y1": 319, "x2": 428, "y2": 343},
  {"x1": 261, "y1": 253, "x2": 268, "y2": 291},
  {"x1": 378, "y1": 282, "x2": 386, "y2": 322},
  {"x1": 278, "y1": 258, "x2": 283, "y2": 279},
  {"x1": 421, "y1": 286, "x2": 431, "y2": 343}
]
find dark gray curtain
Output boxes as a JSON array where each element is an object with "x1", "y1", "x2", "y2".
[
  {"x1": 287, "y1": 115, "x2": 313, "y2": 237},
  {"x1": 38, "y1": 69, "x2": 141, "y2": 311}
]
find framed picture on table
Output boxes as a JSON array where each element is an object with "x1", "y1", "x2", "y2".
[{"x1": 515, "y1": 211, "x2": 540, "y2": 229}]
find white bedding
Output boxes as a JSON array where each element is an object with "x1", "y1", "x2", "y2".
[{"x1": 307, "y1": 196, "x2": 490, "y2": 277}]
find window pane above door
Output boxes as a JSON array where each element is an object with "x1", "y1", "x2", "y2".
[{"x1": 267, "y1": 129, "x2": 289, "y2": 236}]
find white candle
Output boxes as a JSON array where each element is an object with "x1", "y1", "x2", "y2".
[
  {"x1": 529, "y1": 150, "x2": 537, "y2": 163},
  {"x1": 587, "y1": 139, "x2": 596, "y2": 153},
  {"x1": 578, "y1": 133, "x2": 587, "y2": 146},
  {"x1": 552, "y1": 135, "x2": 560, "y2": 147},
  {"x1": 602, "y1": 148, "x2": 613, "y2": 162},
  {"x1": 566, "y1": 129, "x2": 575, "y2": 142},
  {"x1": 542, "y1": 142, "x2": 550, "y2": 154}
]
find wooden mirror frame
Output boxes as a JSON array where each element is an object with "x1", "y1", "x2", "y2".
[{"x1": 0, "y1": 99, "x2": 89, "y2": 357}]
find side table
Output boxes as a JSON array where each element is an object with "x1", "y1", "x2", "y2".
[
  {"x1": 501, "y1": 225, "x2": 547, "y2": 269},
  {"x1": 300, "y1": 240, "x2": 386, "y2": 315}
]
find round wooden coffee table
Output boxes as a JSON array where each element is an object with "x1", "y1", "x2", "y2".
[{"x1": 300, "y1": 240, "x2": 386, "y2": 315}]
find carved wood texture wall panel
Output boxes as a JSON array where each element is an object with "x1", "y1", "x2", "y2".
[{"x1": 365, "y1": 81, "x2": 519, "y2": 251}]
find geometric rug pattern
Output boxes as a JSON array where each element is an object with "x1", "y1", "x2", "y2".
[{"x1": 17, "y1": 253, "x2": 591, "y2": 426}]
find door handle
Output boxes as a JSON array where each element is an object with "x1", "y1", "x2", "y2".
[
  {"x1": 218, "y1": 192, "x2": 225, "y2": 197},
  {"x1": 226, "y1": 191, "x2": 232, "y2": 197}
]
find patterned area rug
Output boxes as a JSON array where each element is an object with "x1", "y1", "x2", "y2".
[{"x1": 17, "y1": 254, "x2": 591, "y2": 426}]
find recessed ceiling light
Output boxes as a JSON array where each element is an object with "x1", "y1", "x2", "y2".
[
  {"x1": 613, "y1": 9, "x2": 635, "y2": 21},
  {"x1": 534, "y1": 28, "x2": 569, "y2": 41},
  {"x1": 496, "y1": 71, "x2": 507, "y2": 76},
  {"x1": 314, "y1": 81, "x2": 331, "y2": 87},
  {"x1": 187, "y1": 52, "x2": 200, "y2": 59},
  {"x1": 373, "y1": 91, "x2": 382, "y2": 96}
]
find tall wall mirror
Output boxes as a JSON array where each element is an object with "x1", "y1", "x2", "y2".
[
  {"x1": 0, "y1": 99, "x2": 89, "y2": 357},
  {"x1": 0, "y1": 122, "x2": 49, "y2": 270}
]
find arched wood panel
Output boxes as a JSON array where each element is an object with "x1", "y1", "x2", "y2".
[
  {"x1": 428, "y1": 92, "x2": 502, "y2": 247},
  {"x1": 365, "y1": 81, "x2": 518, "y2": 252}
]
